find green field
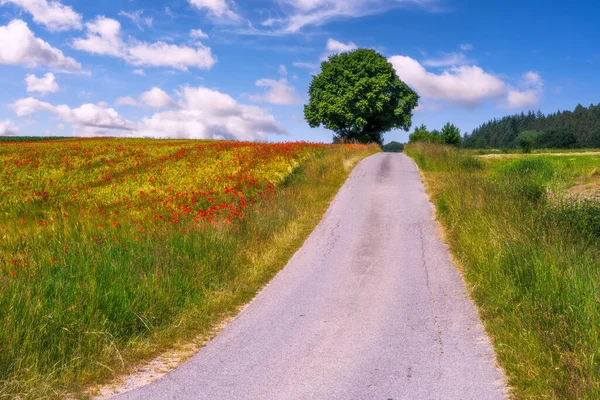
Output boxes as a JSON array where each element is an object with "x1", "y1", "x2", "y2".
[
  {"x1": 0, "y1": 139, "x2": 379, "y2": 398},
  {"x1": 406, "y1": 143, "x2": 600, "y2": 399}
]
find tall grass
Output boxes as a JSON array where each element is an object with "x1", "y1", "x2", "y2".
[
  {"x1": 405, "y1": 143, "x2": 600, "y2": 399},
  {"x1": 0, "y1": 142, "x2": 379, "y2": 399}
]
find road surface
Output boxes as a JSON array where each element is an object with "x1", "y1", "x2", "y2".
[{"x1": 114, "y1": 153, "x2": 507, "y2": 400}]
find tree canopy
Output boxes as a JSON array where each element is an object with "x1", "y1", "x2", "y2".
[{"x1": 304, "y1": 49, "x2": 419, "y2": 145}]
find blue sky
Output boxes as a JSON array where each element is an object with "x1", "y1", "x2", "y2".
[{"x1": 0, "y1": 0, "x2": 598, "y2": 143}]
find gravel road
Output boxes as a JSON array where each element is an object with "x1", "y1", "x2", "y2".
[{"x1": 114, "y1": 153, "x2": 507, "y2": 400}]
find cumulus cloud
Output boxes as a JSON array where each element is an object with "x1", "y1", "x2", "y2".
[
  {"x1": 249, "y1": 78, "x2": 301, "y2": 105},
  {"x1": 140, "y1": 87, "x2": 176, "y2": 109},
  {"x1": 460, "y1": 43, "x2": 473, "y2": 51},
  {"x1": 390, "y1": 55, "x2": 506, "y2": 108},
  {"x1": 506, "y1": 71, "x2": 544, "y2": 109},
  {"x1": 12, "y1": 97, "x2": 135, "y2": 135},
  {"x1": 14, "y1": 87, "x2": 286, "y2": 140},
  {"x1": 262, "y1": 0, "x2": 438, "y2": 33},
  {"x1": 389, "y1": 55, "x2": 543, "y2": 110},
  {"x1": 278, "y1": 64, "x2": 287, "y2": 76},
  {"x1": 115, "y1": 88, "x2": 176, "y2": 109},
  {"x1": 0, "y1": 0, "x2": 82, "y2": 31},
  {"x1": 137, "y1": 86, "x2": 287, "y2": 140},
  {"x1": 188, "y1": 0, "x2": 240, "y2": 21},
  {"x1": 133, "y1": 69, "x2": 145, "y2": 76},
  {"x1": 72, "y1": 16, "x2": 216, "y2": 71},
  {"x1": 0, "y1": 19, "x2": 81, "y2": 71},
  {"x1": 72, "y1": 16, "x2": 123, "y2": 57},
  {"x1": 25, "y1": 72, "x2": 59, "y2": 94},
  {"x1": 127, "y1": 42, "x2": 216, "y2": 70},
  {"x1": 0, "y1": 119, "x2": 19, "y2": 135}
]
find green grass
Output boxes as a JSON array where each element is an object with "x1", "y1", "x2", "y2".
[
  {"x1": 405, "y1": 143, "x2": 600, "y2": 399},
  {"x1": 0, "y1": 144, "x2": 379, "y2": 399}
]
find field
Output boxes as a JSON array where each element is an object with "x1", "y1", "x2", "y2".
[
  {"x1": 406, "y1": 143, "x2": 600, "y2": 399},
  {"x1": 0, "y1": 138, "x2": 379, "y2": 398}
]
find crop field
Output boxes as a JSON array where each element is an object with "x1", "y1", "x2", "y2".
[
  {"x1": 406, "y1": 143, "x2": 600, "y2": 399},
  {"x1": 0, "y1": 138, "x2": 379, "y2": 398}
]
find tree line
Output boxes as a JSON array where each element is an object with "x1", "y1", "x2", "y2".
[
  {"x1": 464, "y1": 104, "x2": 600, "y2": 149},
  {"x1": 408, "y1": 123, "x2": 462, "y2": 146}
]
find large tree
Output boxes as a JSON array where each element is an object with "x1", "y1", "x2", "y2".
[{"x1": 304, "y1": 49, "x2": 419, "y2": 145}]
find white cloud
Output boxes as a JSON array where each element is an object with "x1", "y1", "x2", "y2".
[
  {"x1": 73, "y1": 17, "x2": 217, "y2": 71},
  {"x1": 389, "y1": 55, "x2": 542, "y2": 109},
  {"x1": 119, "y1": 10, "x2": 153, "y2": 31},
  {"x1": 326, "y1": 38, "x2": 357, "y2": 53},
  {"x1": 0, "y1": 119, "x2": 19, "y2": 135},
  {"x1": 115, "y1": 88, "x2": 175, "y2": 109},
  {"x1": 249, "y1": 78, "x2": 301, "y2": 105},
  {"x1": 263, "y1": 0, "x2": 438, "y2": 33},
  {"x1": 127, "y1": 42, "x2": 216, "y2": 71},
  {"x1": 137, "y1": 86, "x2": 287, "y2": 140},
  {"x1": 190, "y1": 28, "x2": 208, "y2": 39},
  {"x1": 422, "y1": 52, "x2": 470, "y2": 67},
  {"x1": 505, "y1": 71, "x2": 543, "y2": 109},
  {"x1": 72, "y1": 16, "x2": 123, "y2": 57},
  {"x1": 115, "y1": 96, "x2": 139, "y2": 107},
  {"x1": 25, "y1": 72, "x2": 59, "y2": 94},
  {"x1": 140, "y1": 87, "x2": 175, "y2": 109},
  {"x1": 278, "y1": 64, "x2": 287, "y2": 76},
  {"x1": 188, "y1": 0, "x2": 240, "y2": 21},
  {"x1": 319, "y1": 38, "x2": 358, "y2": 61},
  {"x1": 12, "y1": 97, "x2": 135, "y2": 134},
  {"x1": 293, "y1": 61, "x2": 318, "y2": 69},
  {"x1": 460, "y1": 43, "x2": 473, "y2": 51},
  {"x1": 0, "y1": 19, "x2": 81, "y2": 71},
  {"x1": 133, "y1": 69, "x2": 145, "y2": 76},
  {"x1": 0, "y1": 0, "x2": 82, "y2": 31},
  {"x1": 15, "y1": 87, "x2": 287, "y2": 140}
]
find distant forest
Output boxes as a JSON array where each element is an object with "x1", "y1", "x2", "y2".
[{"x1": 463, "y1": 103, "x2": 600, "y2": 148}]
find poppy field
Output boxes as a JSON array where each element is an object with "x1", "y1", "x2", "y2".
[{"x1": 0, "y1": 138, "x2": 379, "y2": 397}]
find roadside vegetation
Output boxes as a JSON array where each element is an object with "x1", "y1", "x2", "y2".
[
  {"x1": 0, "y1": 138, "x2": 379, "y2": 398},
  {"x1": 406, "y1": 143, "x2": 600, "y2": 399}
]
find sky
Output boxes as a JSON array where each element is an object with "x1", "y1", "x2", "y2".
[{"x1": 0, "y1": 0, "x2": 598, "y2": 144}]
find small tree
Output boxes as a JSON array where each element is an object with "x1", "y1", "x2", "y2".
[
  {"x1": 409, "y1": 124, "x2": 431, "y2": 143},
  {"x1": 519, "y1": 137, "x2": 533, "y2": 154},
  {"x1": 441, "y1": 123, "x2": 461, "y2": 146},
  {"x1": 304, "y1": 49, "x2": 419, "y2": 145},
  {"x1": 430, "y1": 129, "x2": 442, "y2": 143}
]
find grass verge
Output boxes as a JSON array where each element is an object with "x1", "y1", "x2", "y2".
[{"x1": 405, "y1": 143, "x2": 600, "y2": 399}]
